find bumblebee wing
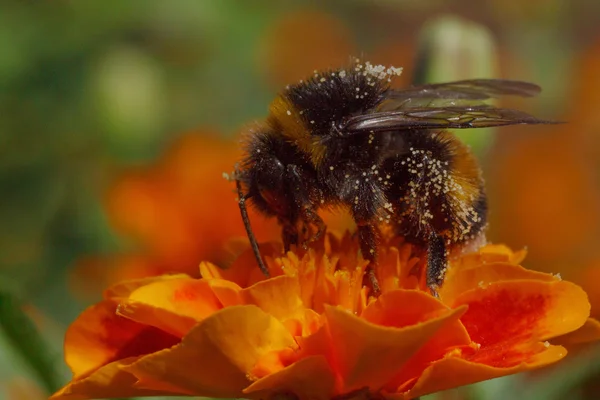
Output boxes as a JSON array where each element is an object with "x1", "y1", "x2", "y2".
[
  {"x1": 342, "y1": 105, "x2": 558, "y2": 133},
  {"x1": 344, "y1": 79, "x2": 557, "y2": 133},
  {"x1": 386, "y1": 79, "x2": 541, "y2": 101}
]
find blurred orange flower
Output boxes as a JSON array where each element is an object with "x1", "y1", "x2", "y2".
[
  {"x1": 53, "y1": 232, "x2": 592, "y2": 400},
  {"x1": 488, "y1": 39, "x2": 600, "y2": 318},
  {"x1": 71, "y1": 131, "x2": 280, "y2": 295},
  {"x1": 258, "y1": 9, "x2": 355, "y2": 88}
]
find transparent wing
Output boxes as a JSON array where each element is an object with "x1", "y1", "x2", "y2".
[
  {"x1": 341, "y1": 79, "x2": 558, "y2": 133},
  {"x1": 387, "y1": 79, "x2": 541, "y2": 101},
  {"x1": 342, "y1": 105, "x2": 558, "y2": 133}
]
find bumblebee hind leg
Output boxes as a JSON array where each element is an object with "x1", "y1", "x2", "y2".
[
  {"x1": 427, "y1": 234, "x2": 448, "y2": 297},
  {"x1": 357, "y1": 223, "x2": 381, "y2": 296}
]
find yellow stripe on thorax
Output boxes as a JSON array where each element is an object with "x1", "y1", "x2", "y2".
[{"x1": 267, "y1": 95, "x2": 327, "y2": 166}]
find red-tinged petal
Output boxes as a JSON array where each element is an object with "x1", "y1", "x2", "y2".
[
  {"x1": 103, "y1": 273, "x2": 190, "y2": 299},
  {"x1": 319, "y1": 303, "x2": 468, "y2": 393},
  {"x1": 361, "y1": 291, "x2": 472, "y2": 390},
  {"x1": 402, "y1": 344, "x2": 566, "y2": 398},
  {"x1": 553, "y1": 318, "x2": 600, "y2": 347},
  {"x1": 64, "y1": 300, "x2": 179, "y2": 377},
  {"x1": 116, "y1": 301, "x2": 198, "y2": 338},
  {"x1": 454, "y1": 280, "x2": 590, "y2": 347},
  {"x1": 467, "y1": 338, "x2": 565, "y2": 367},
  {"x1": 129, "y1": 277, "x2": 223, "y2": 319},
  {"x1": 240, "y1": 276, "x2": 304, "y2": 320},
  {"x1": 50, "y1": 357, "x2": 191, "y2": 400},
  {"x1": 441, "y1": 262, "x2": 558, "y2": 305},
  {"x1": 116, "y1": 277, "x2": 227, "y2": 337},
  {"x1": 120, "y1": 305, "x2": 297, "y2": 398},
  {"x1": 244, "y1": 356, "x2": 336, "y2": 400}
]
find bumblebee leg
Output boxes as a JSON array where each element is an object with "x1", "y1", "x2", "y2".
[
  {"x1": 427, "y1": 234, "x2": 447, "y2": 297},
  {"x1": 281, "y1": 220, "x2": 299, "y2": 253},
  {"x1": 301, "y1": 207, "x2": 326, "y2": 245},
  {"x1": 357, "y1": 222, "x2": 381, "y2": 296}
]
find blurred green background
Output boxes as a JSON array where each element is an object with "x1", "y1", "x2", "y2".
[{"x1": 1, "y1": 1, "x2": 600, "y2": 399}]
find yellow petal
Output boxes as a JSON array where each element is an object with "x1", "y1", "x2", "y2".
[
  {"x1": 317, "y1": 302, "x2": 467, "y2": 393},
  {"x1": 206, "y1": 278, "x2": 244, "y2": 306},
  {"x1": 50, "y1": 357, "x2": 192, "y2": 399},
  {"x1": 120, "y1": 305, "x2": 296, "y2": 398},
  {"x1": 403, "y1": 344, "x2": 566, "y2": 398},
  {"x1": 239, "y1": 276, "x2": 304, "y2": 320},
  {"x1": 244, "y1": 356, "x2": 336, "y2": 400}
]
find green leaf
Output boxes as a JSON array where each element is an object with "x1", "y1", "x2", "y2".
[{"x1": 0, "y1": 289, "x2": 61, "y2": 394}]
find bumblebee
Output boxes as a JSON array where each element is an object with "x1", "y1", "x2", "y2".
[{"x1": 234, "y1": 61, "x2": 552, "y2": 296}]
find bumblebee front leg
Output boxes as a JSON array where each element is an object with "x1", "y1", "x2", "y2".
[
  {"x1": 285, "y1": 164, "x2": 325, "y2": 247},
  {"x1": 427, "y1": 234, "x2": 448, "y2": 297}
]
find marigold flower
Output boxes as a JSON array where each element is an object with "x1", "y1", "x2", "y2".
[{"x1": 53, "y1": 232, "x2": 593, "y2": 400}]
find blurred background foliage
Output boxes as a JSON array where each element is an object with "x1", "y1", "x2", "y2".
[{"x1": 1, "y1": 0, "x2": 600, "y2": 399}]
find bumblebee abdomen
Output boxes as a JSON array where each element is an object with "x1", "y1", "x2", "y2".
[{"x1": 384, "y1": 130, "x2": 487, "y2": 245}]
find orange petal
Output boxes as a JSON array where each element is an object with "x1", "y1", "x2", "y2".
[
  {"x1": 205, "y1": 278, "x2": 244, "y2": 306},
  {"x1": 64, "y1": 300, "x2": 179, "y2": 377},
  {"x1": 362, "y1": 289, "x2": 466, "y2": 329},
  {"x1": 244, "y1": 356, "x2": 336, "y2": 400},
  {"x1": 441, "y1": 262, "x2": 558, "y2": 305},
  {"x1": 121, "y1": 305, "x2": 296, "y2": 398},
  {"x1": 318, "y1": 302, "x2": 467, "y2": 393},
  {"x1": 552, "y1": 318, "x2": 600, "y2": 347},
  {"x1": 199, "y1": 242, "x2": 283, "y2": 287},
  {"x1": 450, "y1": 244, "x2": 526, "y2": 270},
  {"x1": 239, "y1": 276, "x2": 304, "y2": 320},
  {"x1": 403, "y1": 344, "x2": 566, "y2": 398},
  {"x1": 51, "y1": 357, "x2": 192, "y2": 400},
  {"x1": 361, "y1": 290, "x2": 472, "y2": 390},
  {"x1": 454, "y1": 280, "x2": 590, "y2": 347},
  {"x1": 284, "y1": 308, "x2": 324, "y2": 337}
]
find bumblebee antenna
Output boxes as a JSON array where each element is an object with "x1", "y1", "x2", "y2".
[{"x1": 234, "y1": 171, "x2": 270, "y2": 277}]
